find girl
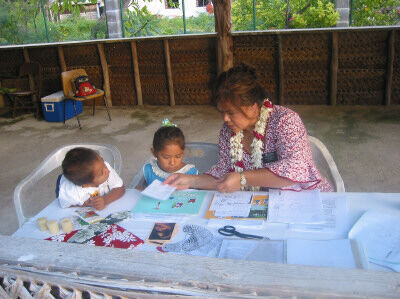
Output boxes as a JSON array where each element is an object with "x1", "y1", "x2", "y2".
[{"x1": 143, "y1": 119, "x2": 198, "y2": 185}]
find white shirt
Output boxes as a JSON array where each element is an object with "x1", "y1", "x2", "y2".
[{"x1": 58, "y1": 162, "x2": 123, "y2": 208}]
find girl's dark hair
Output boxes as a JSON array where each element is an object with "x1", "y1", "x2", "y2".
[
  {"x1": 153, "y1": 126, "x2": 185, "y2": 153},
  {"x1": 213, "y1": 63, "x2": 267, "y2": 107},
  {"x1": 62, "y1": 147, "x2": 100, "y2": 186}
]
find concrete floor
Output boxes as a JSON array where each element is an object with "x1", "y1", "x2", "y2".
[{"x1": 0, "y1": 105, "x2": 399, "y2": 235}]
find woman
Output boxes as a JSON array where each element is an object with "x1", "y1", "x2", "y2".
[{"x1": 165, "y1": 64, "x2": 333, "y2": 192}]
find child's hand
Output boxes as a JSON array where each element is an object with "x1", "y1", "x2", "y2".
[
  {"x1": 82, "y1": 198, "x2": 92, "y2": 207},
  {"x1": 91, "y1": 196, "x2": 106, "y2": 210}
]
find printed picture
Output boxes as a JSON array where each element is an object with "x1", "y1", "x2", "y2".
[{"x1": 148, "y1": 222, "x2": 176, "y2": 242}]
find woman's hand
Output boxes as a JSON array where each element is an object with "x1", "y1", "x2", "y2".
[
  {"x1": 216, "y1": 172, "x2": 241, "y2": 193},
  {"x1": 164, "y1": 174, "x2": 194, "y2": 190}
]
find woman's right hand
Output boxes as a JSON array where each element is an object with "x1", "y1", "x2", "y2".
[{"x1": 164, "y1": 173, "x2": 193, "y2": 190}]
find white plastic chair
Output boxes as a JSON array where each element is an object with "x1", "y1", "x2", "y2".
[
  {"x1": 13, "y1": 143, "x2": 122, "y2": 227},
  {"x1": 129, "y1": 138, "x2": 345, "y2": 192},
  {"x1": 129, "y1": 142, "x2": 219, "y2": 189},
  {"x1": 308, "y1": 136, "x2": 345, "y2": 192}
]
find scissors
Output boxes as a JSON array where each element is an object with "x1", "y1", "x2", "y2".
[{"x1": 217, "y1": 225, "x2": 265, "y2": 239}]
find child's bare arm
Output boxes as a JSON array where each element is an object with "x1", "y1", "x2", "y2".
[{"x1": 90, "y1": 186, "x2": 126, "y2": 210}]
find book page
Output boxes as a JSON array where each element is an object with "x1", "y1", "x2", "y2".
[
  {"x1": 349, "y1": 209, "x2": 400, "y2": 270},
  {"x1": 286, "y1": 239, "x2": 358, "y2": 269},
  {"x1": 141, "y1": 179, "x2": 175, "y2": 201},
  {"x1": 268, "y1": 189, "x2": 323, "y2": 224}
]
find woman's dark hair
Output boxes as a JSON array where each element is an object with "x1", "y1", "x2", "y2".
[
  {"x1": 213, "y1": 63, "x2": 267, "y2": 107},
  {"x1": 62, "y1": 147, "x2": 100, "y2": 186},
  {"x1": 153, "y1": 126, "x2": 185, "y2": 153}
]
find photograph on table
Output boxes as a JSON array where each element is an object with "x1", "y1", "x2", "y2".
[{"x1": 147, "y1": 222, "x2": 178, "y2": 246}]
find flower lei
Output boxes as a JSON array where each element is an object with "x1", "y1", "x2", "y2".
[{"x1": 229, "y1": 99, "x2": 273, "y2": 190}]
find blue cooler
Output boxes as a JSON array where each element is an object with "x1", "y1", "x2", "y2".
[{"x1": 41, "y1": 91, "x2": 82, "y2": 122}]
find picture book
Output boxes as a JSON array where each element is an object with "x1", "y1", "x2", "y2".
[
  {"x1": 76, "y1": 209, "x2": 104, "y2": 224},
  {"x1": 205, "y1": 192, "x2": 268, "y2": 220},
  {"x1": 132, "y1": 190, "x2": 207, "y2": 215}
]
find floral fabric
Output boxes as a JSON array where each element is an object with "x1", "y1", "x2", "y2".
[
  {"x1": 206, "y1": 105, "x2": 333, "y2": 192},
  {"x1": 46, "y1": 223, "x2": 144, "y2": 249}
]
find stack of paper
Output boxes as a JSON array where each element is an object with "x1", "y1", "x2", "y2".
[
  {"x1": 210, "y1": 192, "x2": 252, "y2": 217},
  {"x1": 348, "y1": 210, "x2": 400, "y2": 272},
  {"x1": 268, "y1": 189, "x2": 324, "y2": 224}
]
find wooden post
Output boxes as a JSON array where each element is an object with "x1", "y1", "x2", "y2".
[
  {"x1": 385, "y1": 30, "x2": 395, "y2": 106},
  {"x1": 58, "y1": 46, "x2": 67, "y2": 72},
  {"x1": 163, "y1": 39, "x2": 175, "y2": 106},
  {"x1": 212, "y1": 0, "x2": 233, "y2": 75},
  {"x1": 275, "y1": 35, "x2": 284, "y2": 105},
  {"x1": 23, "y1": 48, "x2": 36, "y2": 93},
  {"x1": 330, "y1": 32, "x2": 338, "y2": 106},
  {"x1": 97, "y1": 44, "x2": 112, "y2": 107},
  {"x1": 130, "y1": 41, "x2": 143, "y2": 106}
]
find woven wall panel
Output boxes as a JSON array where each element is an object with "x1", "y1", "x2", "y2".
[
  {"x1": 0, "y1": 49, "x2": 24, "y2": 76},
  {"x1": 392, "y1": 31, "x2": 400, "y2": 105},
  {"x1": 105, "y1": 43, "x2": 136, "y2": 106},
  {"x1": 29, "y1": 47, "x2": 61, "y2": 96},
  {"x1": 170, "y1": 38, "x2": 216, "y2": 105},
  {"x1": 233, "y1": 35, "x2": 276, "y2": 103},
  {"x1": 281, "y1": 33, "x2": 330, "y2": 105},
  {"x1": 337, "y1": 31, "x2": 388, "y2": 105},
  {"x1": 0, "y1": 49, "x2": 24, "y2": 94},
  {"x1": 136, "y1": 40, "x2": 169, "y2": 105}
]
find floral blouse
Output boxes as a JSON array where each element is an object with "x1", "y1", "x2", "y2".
[{"x1": 206, "y1": 105, "x2": 333, "y2": 192}]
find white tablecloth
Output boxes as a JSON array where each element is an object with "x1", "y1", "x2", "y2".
[{"x1": 12, "y1": 190, "x2": 400, "y2": 269}]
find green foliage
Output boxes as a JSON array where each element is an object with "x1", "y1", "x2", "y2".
[
  {"x1": 124, "y1": 10, "x2": 214, "y2": 37},
  {"x1": 351, "y1": 0, "x2": 400, "y2": 26},
  {"x1": 232, "y1": 0, "x2": 339, "y2": 30},
  {"x1": 50, "y1": 0, "x2": 98, "y2": 19},
  {"x1": 292, "y1": 0, "x2": 339, "y2": 28},
  {"x1": 53, "y1": 16, "x2": 101, "y2": 41},
  {"x1": 124, "y1": 5, "x2": 162, "y2": 37}
]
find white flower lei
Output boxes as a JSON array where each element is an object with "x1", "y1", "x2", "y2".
[{"x1": 229, "y1": 99, "x2": 273, "y2": 190}]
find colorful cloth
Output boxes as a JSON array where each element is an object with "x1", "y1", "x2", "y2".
[
  {"x1": 46, "y1": 223, "x2": 144, "y2": 249},
  {"x1": 143, "y1": 158, "x2": 198, "y2": 185},
  {"x1": 206, "y1": 105, "x2": 333, "y2": 192}
]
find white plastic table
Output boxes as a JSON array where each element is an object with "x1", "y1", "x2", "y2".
[{"x1": 12, "y1": 189, "x2": 400, "y2": 269}]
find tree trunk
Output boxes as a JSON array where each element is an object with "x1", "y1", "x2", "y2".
[{"x1": 212, "y1": 0, "x2": 233, "y2": 75}]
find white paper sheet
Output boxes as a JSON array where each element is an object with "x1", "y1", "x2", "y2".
[
  {"x1": 286, "y1": 239, "x2": 358, "y2": 269},
  {"x1": 210, "y1": 192, "x2": 252, "y2": 210},
  {"x1": 209, "y1": 191, "x2": 252, "y2": 217},
  {"x1": 289, "y1": 194, "x2": 347, "y2": 234},
  {"x1": 268, "y1": 189, "x2": 324, "y2": 224},
  {"x1": 141, "y1": 179, "x2": 175, "y2": 201},
  {"x1": 348, "y1": 209, "x2": 400, "y2": 271},
  {"x1": 214, "y1": 204, "x2": 252, "y2": 217},
  {"x1": 218, "y1": 239, "x2": 285, "y2": 263}
]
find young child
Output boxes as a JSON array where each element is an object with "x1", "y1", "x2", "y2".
[
  {"x1": 58, "y1": 147, "x2": 125, "y2": 210},
  {"x1": 143, "y1": 119, "x2": 198, "y2": 185}
]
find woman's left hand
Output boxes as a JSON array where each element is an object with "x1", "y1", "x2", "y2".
[{"x1": 216, "y1": 172, "x2": 241, "y2": 193}]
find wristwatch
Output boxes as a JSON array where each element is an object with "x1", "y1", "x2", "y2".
[{"x1": 240, "y1": 172, "x2": 247, "y2": 190}]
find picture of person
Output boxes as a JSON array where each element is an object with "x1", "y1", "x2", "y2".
[{"x1": 148, "y1": 223, "x2": 176, "y2": 241}]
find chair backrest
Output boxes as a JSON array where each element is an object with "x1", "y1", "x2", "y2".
[
  {"x1": 61, "y1": 69, "x2": 88, "y2": 98},
  {"x1": 308, "y1": 136, "x2": 345, "y2": 192},
  {"x1": 129, "y1": 139, "x2": 345, "y2": 192},
  {"x1": 129, "y1": 142, "x2": 219, "y2": 189},
  {"x1": 13, "y1": 143, "x2": 122, "y2": 227},
  {"x1": 16, "y1": 62, "x2": 42, "y2": 95}
]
